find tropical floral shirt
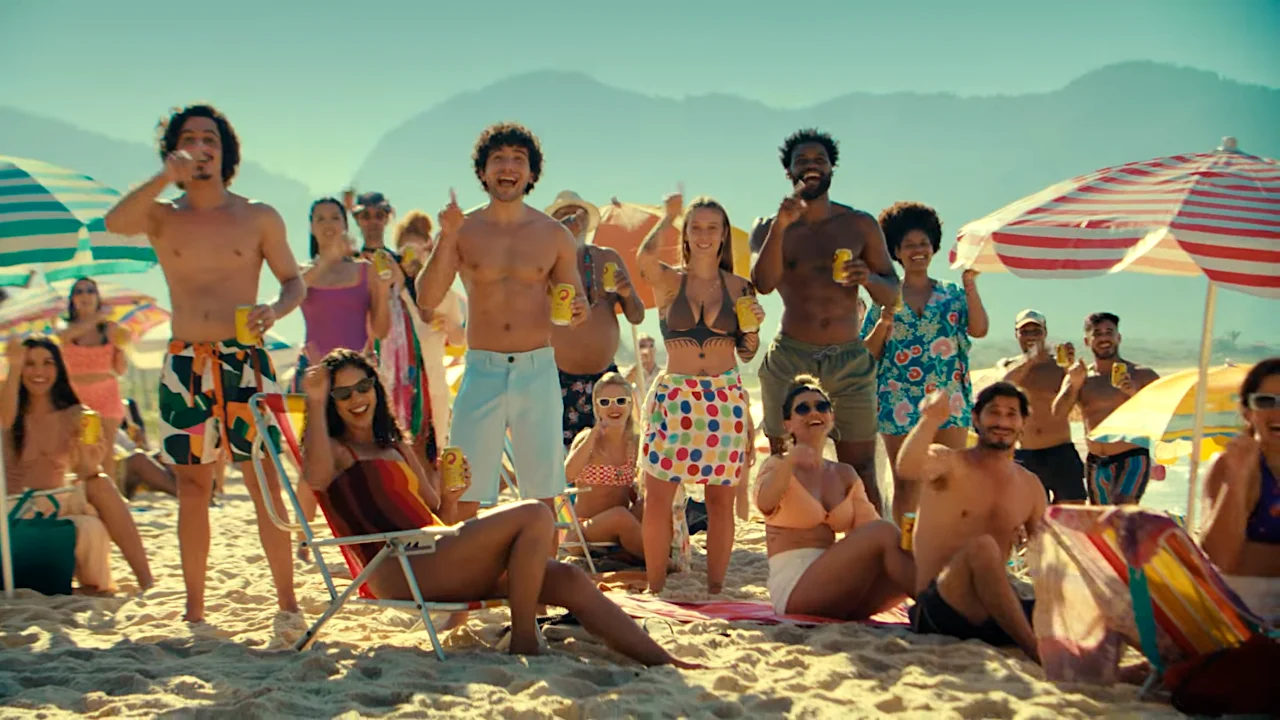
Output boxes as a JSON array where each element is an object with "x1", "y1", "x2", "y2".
[{"x1": 860, "y1": 280, "x2": 973, "y2": 435}]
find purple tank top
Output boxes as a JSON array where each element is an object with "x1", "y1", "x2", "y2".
[
  {"x1": 301, "y1": 264, "x2": 371, "y2": 356},
  {"x1": 1245, "y1": 456, "x2": 1280, "y2": 545}
]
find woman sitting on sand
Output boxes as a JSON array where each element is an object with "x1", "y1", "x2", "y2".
[
  {"x1": 564, "y1": 372, "x2": 644, "y2": 559},
  {"x1": 299, "y1": 349, "x2": 699, "y2": 667},
  {"x1": 635, "y1": 192, "x2": 764, "y2": 595},
  {"x1": 2, "y1": 335, "x2": 154, "y2": 591},
  {"x1": 755, "y1": 375, "x2": 916, "y2": 619},
  {"x1": 1202, "y1": 357, "x2": 1280, "y2": 622}
]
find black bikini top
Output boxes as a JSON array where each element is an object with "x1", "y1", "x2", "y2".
[{"x1": 660, "y1": 271, "x2": 739, "y2": 346}]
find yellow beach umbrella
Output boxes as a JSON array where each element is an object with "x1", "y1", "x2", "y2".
[{"x1": 1088, "y1": 363, "x2": 1250, "y2": 465}]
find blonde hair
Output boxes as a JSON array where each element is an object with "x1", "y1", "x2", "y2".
[
  {"x1": 394, "y1": 210, "x2": 434, "y2": 250},
  {"x1": 679, "y1": 196, "x2": 734, "y2": 273},
  {"x1": 591, "y1": 372, "x2": 638, "y2": 441}
]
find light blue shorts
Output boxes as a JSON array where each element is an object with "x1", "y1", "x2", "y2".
[{"x1": 449, "y1": 347, "x2": 566, "y2": 505}]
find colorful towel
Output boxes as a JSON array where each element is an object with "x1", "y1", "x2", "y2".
[{"x1": 605, "y1": 591, "x2": 911, "y2": 627}]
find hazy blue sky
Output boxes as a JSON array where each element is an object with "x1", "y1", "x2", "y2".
[{"x1": 2, "y1": 0, "x2": 1277, "y2": 193}]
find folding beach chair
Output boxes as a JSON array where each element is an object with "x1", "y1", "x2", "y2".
[
  {"x1": 1035, "y1": 505, "x2": 1272, "y2": 697},
  {"x1": 498, "y1": 435, "x2": 620, "y2": 574},
  {"x1": 248, "y1": 393, "x2": 507, "y2": 660}
]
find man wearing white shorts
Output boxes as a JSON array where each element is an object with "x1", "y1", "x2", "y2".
[{"x1": 416, "y1": 122, "x2": 588, "y2": 517}]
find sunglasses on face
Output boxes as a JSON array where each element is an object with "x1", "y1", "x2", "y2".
[
  {"x1": 793, "y1": 400, "x2": 832, "y2": 416},
  {"x1": 1247, "y1": 393, "x2": 1279, "y2": 411},
  {"x1": 597, "y1": 396, "x2": 630, "y2": 408},
  {"x1": 331, "y1": 376, "x2": 376, "y2": 401},
  {"x1": 357, "y1": 210, "x2": 388, "y2": 222},
  {"x1": 72, "y1": 286, "x2": 97, "y2": 296}
]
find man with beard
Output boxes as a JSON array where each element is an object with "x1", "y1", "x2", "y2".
[
  {"x1": 350, "y1": 190, "x2": 433, "y2": 462},
  {"x1": 104, "y1": 104, "x2": 304, "y2": 622},
  {"x1": 416, "y1": 123, "x2": 588, "y2": 521},
  {"x1": 1053, "y1": 312, "x2": 1160, "y2": 505},
  {"x1": 999, "y1": 309, "x2": 1087, "y2": 504},
  {"x1": 898, "y1": 383, "x2": 1046, "y2": 661},
  {"x1": 624, "y1": 332, "x2": 662, "y2": 400},
  {"x1": 750, "y1": 128, "x2": 899, "y2": 513},
  {"x1": 545, "y1": 191, "x2": 645, "y2": 448}
]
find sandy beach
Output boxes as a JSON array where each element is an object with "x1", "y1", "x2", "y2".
[{"x1": 0, "y1": 467, "x2": 1182, "y2": 720}]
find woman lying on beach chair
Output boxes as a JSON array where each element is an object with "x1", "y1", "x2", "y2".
[
  {"x1": 2, "y1": 335, "x2": 153, "y2": 591},
  {"x1": 755, "y1": 375, "x2": 916, "y2": 619},
  {"x1": 1201, "y1": 357, "x2": 1280, "y2": 622},
  {"x1": 299, "y1": 349, "x2": 700, "y2": 667},
  {"x1": 564, "y1": 372, "x2": 644, "y2": 559}
]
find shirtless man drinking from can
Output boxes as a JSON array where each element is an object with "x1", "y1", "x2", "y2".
[
  {"x1": 104, "y1": 104, "x2": 305, "y2": 622},
  {"x1": 416, "y1": 123, "x2": 588, "y2": 521},
  {"x1": 750, "y1": 128, "x2": 900, "y2": 514},
  {"x1": 999, "y1": 309, "x2": 1087, "y2": 504},
  {"x1": 1053, "y1": 312, "x2": 1160, "y2": 505},
  {"x1": 546, "y1": 191, "x2": 645, "y2": 448}
]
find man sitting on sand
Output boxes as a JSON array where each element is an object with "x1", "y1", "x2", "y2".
[
  {"x1": 1052, "y1": 312, "x2": 1160, "y2": 505},
  {"x1": 898, "y1": 383, "x2": 1046, "y2": 662},
  {"x1": 546, "y1": 190, "x2": 645, "y2": 448},
  {"x1": 999, "y1": 310, "x2": 1087, "y2": 504},
  {"x1": 416, "y1": 122, "x2": 588, "y2": 521}
]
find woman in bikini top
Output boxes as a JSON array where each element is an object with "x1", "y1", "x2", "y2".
[
  {"x1": 299, "y1": 349, "x2": 698, "y2": 667},
  {"x1": 754, "y1": 375, "x2": 915, "y2": 620},
  {"x1": 563, "y1": 372, "x2": 645, "y2": 558},
  {"x1": 1202, "y1": 358, "x2": 1280, "y2": 599}
]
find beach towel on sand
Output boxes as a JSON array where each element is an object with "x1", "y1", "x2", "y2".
[{"x1": 604, "y1": 591, "x2": 911, "y2": 627}]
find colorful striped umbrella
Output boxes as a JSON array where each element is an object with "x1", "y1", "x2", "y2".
[
  {"x1": 950, "y1": 137, "x2": 1279, "y2": 299},
  {"x1": 0, "y1": 156, "x2": 156, "y2": 282},
  {"x1": 949, "y1": 137, "x2": 1278, "y2": 529},
  {"x1": 1088, "y1": 363, "x2": 1249, "y2": 465}
]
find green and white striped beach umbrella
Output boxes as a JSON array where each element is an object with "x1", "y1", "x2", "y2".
[{"x1": 0, "y1": 156, "x2": 156, "y2": 285}]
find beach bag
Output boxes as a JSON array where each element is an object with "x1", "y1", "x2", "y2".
[
  {"x1": 1163, "y1": 633, "x2": 1280, "y2": 716},
  {"x1": 2, "y1": 490, "x2": 77, "y2": 595}
]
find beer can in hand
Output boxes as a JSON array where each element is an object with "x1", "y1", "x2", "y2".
[
  {"x1": 81, "y1": 409, "x2": 102, "y2": 446},
  {"x1": 602, "y1": 262, "x2": 619, "y2": 293},
  {"x1": 1111, "y1": 362, "x2": 1128, "y2": 388},
  {"x1": 900, "y1": 512, "x2": 916, "y2": 552},
  {"x1": 833, "y1": 248, "x2": 853, "y2": 283},
  {"x1": 440, "y1": 447, "x2": 466, "y2": 491},
  {"x1": 234, "y1": 305, "x2": 260, "y2": 346},
  {"x1": 550, "y1": 283, "x2": 575, "y2": 326}
]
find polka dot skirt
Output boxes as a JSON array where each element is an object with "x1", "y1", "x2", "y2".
[{"x1": 641, "y1": 371, "x2": 749, "y2": 487}]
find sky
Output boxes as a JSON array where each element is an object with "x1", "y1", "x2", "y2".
[{"x1": 2, "y1": 0, "x2": 1278, "y2": 194}]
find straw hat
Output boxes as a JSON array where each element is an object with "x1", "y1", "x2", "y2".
[{"x1": 544, "y1": 191, "x2": 600, "y2": 235}]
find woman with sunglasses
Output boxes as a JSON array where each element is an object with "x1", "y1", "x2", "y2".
[
  {"x1": 300, "y1": 349, "x2": 700, "y2": 667},
  {"x1": 636, "y1": 191, "x2": 764, "y2": 595},
  {"x1": 755, "y1": 375, "x2": 915, "y2": 619},
  {"x1": 564, "y1": 372, "x2": 644, "y2": 558},
  {"x1": 1202, "y1": 357, "x2": 1280, "y2": 622},
  {"x1": 58, "y1": 277, "x2": 129, "y2": 480}
]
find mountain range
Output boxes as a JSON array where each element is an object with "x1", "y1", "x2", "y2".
[{"x1": 3, "y1": 61, "x2": 1276, "y2": 358}]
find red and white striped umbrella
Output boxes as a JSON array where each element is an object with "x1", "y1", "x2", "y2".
[{"x1": 949, "y1": 137, "x2": 1279, "y2": 299}]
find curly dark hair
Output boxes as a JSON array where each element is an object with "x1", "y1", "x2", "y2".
[
  {"x1": 974, "y1": 381, "x2": 1030, "y2": 418},
  {"x1": 156, "y1": 104, "x2": 241, "y2": 186},
  {"x1": 779, "y1": 128, "x2": 839, "y2": 170},
  {"x1": 314, "y1": 349, "x2": 403, "y2": 449},
  {"x1": 13, "y1": 335, "x2": 82, "y2": 454},
  {"x1": 472, "y1": 122, "x2": 543, "y2": 195},
  {"x1": 878, "y1": 201, "x2": 942, "y2": 264}
]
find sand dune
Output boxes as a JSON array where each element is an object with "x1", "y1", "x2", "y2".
[{"x1": 0, "y1": 475, "x2": 1179, "y2": 718}]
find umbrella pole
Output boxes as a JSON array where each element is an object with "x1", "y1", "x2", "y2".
[
  {"x1": 1, "y1": 429, "x2": 13, "y2": 599},
  {"x1": 1184, "y1": 282, "x2": 1218, "y2": 532}
]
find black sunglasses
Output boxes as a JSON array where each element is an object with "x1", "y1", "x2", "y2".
[
  {"x1": 72, "y1": 286, "x2": 98, "y2": 296},
  {"x1": 597, "y1": 396, "x2": 630, "y2": 408},
  {"x1": 1247, "y1": 393, "x2": 1279, "y2": 411},
  {"x1": 793, "y1": 400, "x2": 832, "y2": 416},
  {"x1": 331, "y1": 376, "x2": 376, "y2": 401}
]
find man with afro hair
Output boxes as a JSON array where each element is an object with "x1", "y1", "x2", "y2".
[
  {"x1": 750, "y1": 128, "x2": 900, "y2": 514},
  {"x1": 416, "y1": 122, "x2": 590, "y2": 522}
]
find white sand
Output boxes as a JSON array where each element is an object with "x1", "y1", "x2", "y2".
[{"x1": 0, "y1": 471, "x2": 1181, "y2": 719}]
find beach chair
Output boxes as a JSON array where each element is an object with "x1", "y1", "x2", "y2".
[
  {"x1": 247, "y1": 393, "x2": 507, "y2": 660},
  {"x1": 498, "y1": 435, "x2": 617, "y2": 574},
  {"x1": 1034, "y1": 505, "x2": 1271, "y2": 697}
]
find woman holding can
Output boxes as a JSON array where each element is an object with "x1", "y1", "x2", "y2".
[{"x1": 635, "y1": 190, "x2": 764, "y2": 594}]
